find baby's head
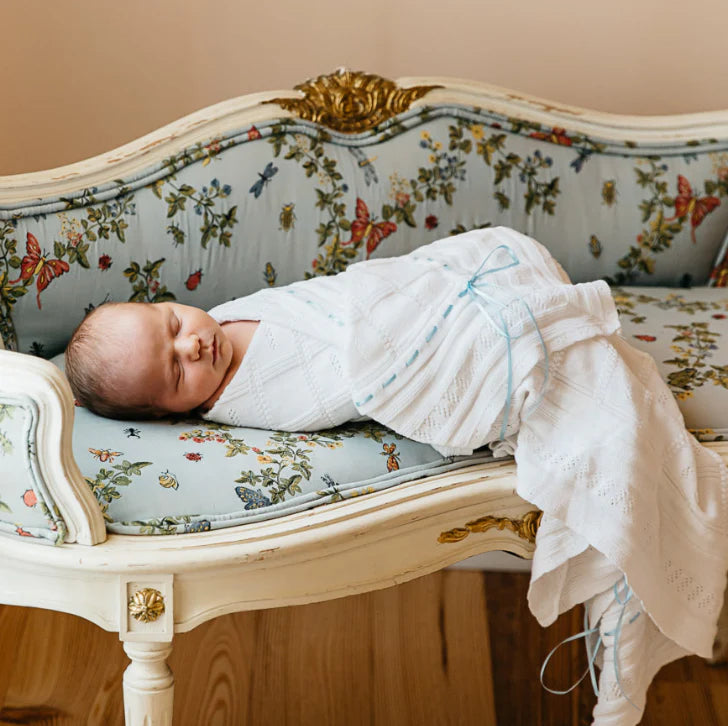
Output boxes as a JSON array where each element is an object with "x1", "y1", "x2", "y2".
[{"x1": 65, "y1": 301, "x2": 233, "y2": 420}]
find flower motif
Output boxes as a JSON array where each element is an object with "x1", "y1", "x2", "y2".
[
  {"x1": 529, "y1": 127, "x2": 573, "y2": 146},
  {"x1": 22, "y1": 489, "x2": 37, "y2": 507},
  {"x1": 98, "y1": 254, "x2": 112, "y2": 270},
  {"x1": 470, "y1": 125, "x2": 484, "y2": 140},
  {"x1": 425, "y1": 215, "x2": 439, "y2": 230}
]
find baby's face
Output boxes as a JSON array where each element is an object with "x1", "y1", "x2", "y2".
[{"x1": 110, "y1": 302, "x2": 234, "y2": 414}]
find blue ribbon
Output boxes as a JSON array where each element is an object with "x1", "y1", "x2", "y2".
[
  {"x1": 459, "y1": 244, "x2": 550, "y2": 441},
  {"x1": 540, "y1": 574, "x2": 642, "y2": 711}
]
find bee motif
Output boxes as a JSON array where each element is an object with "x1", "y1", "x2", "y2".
[
  {"x1": 601, "y1": 180, "x2": 617, "y2": 206},
  {"x1": 279, "y1": 203, "x2": 296, "y2": 231},
  {"x1": 382, "y1": 443, "x2": 401, "y2": 472},
  {"x1": 235, "y1": 486, "x2": 272, "y2": 510},
  {"x1": 158, "y1": 470, "x2": 179, "y2": 490},
  {"x1": 88, "y1": 448, "x2": 123, "y2": 463},
  {"x1": 588, "y1": 235, "x2": 602, "y2": 259},
  {"x1": 263, "y1": 262, "x2": 277, "y2": 287}
]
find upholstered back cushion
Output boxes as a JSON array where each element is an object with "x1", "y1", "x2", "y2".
[{"x1": 3, "y1": 105, "x2": 728, "y2": 355}]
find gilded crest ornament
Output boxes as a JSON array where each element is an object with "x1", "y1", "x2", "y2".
[
  {"x1": 264, "y1": 68, "x2": 442, "y2": 133},
  {"x1": 128, "y1": 587, "x2": 166, "y2": 623},
  {"x1": 438, "y1": 510, "x2": 542, "y2": 545}
]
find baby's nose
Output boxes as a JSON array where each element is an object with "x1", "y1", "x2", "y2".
[{"x1": 176, "y1": 333, "x2": 201, "y2": 360}]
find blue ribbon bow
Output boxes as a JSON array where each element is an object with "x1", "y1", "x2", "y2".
[
  {"x1": 540, "y1": 574, "x2": 643, "y2": 711},
  {"x1": 458, "y1": 244, "x2": 550, "y2": 441}
]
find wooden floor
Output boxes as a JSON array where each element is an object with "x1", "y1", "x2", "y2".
[{"x1": 0, "y1": 570, "x2": 726, "y2": 725}]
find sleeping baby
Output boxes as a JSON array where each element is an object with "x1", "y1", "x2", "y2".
[{"x1": 65, "y1": 225, "x2": 616, "y2": 452}]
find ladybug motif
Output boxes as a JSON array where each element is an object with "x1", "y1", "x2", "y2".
[{"x1": 186, "y1": 269, "x2": 203, "y2": 291}]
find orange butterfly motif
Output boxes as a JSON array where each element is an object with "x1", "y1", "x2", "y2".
[
  {"x1": 342, "y1": 198, "x2": 397, "y2": 259},
  {"x1": 667, "y1": 175, "x2": 720, "y2": 243},
  {"x1": 10, "y1": 232, "x2": 70, "y2": 309}
]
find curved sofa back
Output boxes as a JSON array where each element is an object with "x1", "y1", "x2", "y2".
[{"x1": 2, "y1": 72, "x2": 728, "y2": 356}]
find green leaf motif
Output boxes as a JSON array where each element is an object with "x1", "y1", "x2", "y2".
[
  {"x1": 0, "y1": 430, "x2": 12, "y2": 456},
  {"x1": 0, "y1": 404, "x2": 15, "y2": 423}
]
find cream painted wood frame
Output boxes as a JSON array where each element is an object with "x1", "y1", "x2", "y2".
[{"x1": 2, "y1": 74, "x2": 728, "y2": 725}]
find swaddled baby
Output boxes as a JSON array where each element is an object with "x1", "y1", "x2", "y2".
[
  {"x1": 64, "y1": 285, "x2": 363, "y2": 429},
  {"x1": 65, "y1": 225, "x2": 579, "y2": 437}
]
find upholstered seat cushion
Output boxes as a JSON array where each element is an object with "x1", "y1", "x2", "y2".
[
  {"x1": 47, "y1": 285, "x2": 728, "y2": 537},
  {"x1": 51, "y1": 372, "x2": 495, "y2": 536},
  {"x1": 614, "y1": 286, "x2": 728, "y2": 440}
]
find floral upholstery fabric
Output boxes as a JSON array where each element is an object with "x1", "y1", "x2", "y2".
[
  {"x1": 0, "y1": 396, "x2": 67, "y2": 544},
  {"x1": 2, "y1": 283, "x2": 726, "y2": 545},
  {"x1": 3, "y1": 107, "x2": 728, "y2": 357},
  {"x1": 3, "y1": 100, "x2": 728, "y2": 544},
  {"x1": 44, "y1": 368, "x2": 496, "y2": 538},
  {"x1": 615, "y1": 286, "x2": 728, "y2": 440}
]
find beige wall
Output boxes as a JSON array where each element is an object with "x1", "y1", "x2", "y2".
[{"x1": 2, "y1": 0, "x2": 727, "y2": 175}]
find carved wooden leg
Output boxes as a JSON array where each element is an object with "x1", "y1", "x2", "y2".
[{"x1": 122, "y1": 640, "x2": 174, "y2": 726}]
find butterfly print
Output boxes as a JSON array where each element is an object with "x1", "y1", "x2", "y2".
[
  {"x1": 667, "y1": 175, "x2": 720, "y2": 243},
  {"x1": 382, "y1": 443, "x2": 401, "y2": 472},
  {"x1": 342, "y1": 198, "x2": 397, "y2": 259},
  {"x1": 235, "y1": 486, "x2": 272, "y2": 510},
  {"x1": 10, "y1": 232, "x2": 70, "y2": 309}
]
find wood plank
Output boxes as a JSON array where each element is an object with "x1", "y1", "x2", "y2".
[{"x1": 0, "y1": 570, "x2": 726, "y2": 724}]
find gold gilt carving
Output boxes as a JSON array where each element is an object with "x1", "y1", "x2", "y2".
[
  {"x1": 438, "y1": 510, "x2": 543, "y2": 545},
  {"x1": 128, "y1": 587, "x2": 166, "y2": 623},
  {"x1": 264, "y1": 68, "x2": 442, "y2": 133}
]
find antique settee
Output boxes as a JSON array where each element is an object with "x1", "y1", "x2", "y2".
[{"x1": 2, "y1": 70, "x2": 728, "y2": 724}]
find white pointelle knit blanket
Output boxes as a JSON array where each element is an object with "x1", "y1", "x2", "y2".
[{"x1": 208, "y1": 227, "x2": 728, "y2": 725}]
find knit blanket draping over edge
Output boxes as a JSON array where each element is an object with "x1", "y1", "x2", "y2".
[{"x1": 207, "y1": 227, "x2": 728, "y2": 725}]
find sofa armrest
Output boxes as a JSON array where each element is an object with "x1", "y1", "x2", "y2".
[{"x1": 0, "y1": 350, "x2": 106, "y2": 545}]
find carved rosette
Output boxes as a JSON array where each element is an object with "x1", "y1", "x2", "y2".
[
  {"x1": 264, "y1": 69, "x2": 442, "y2": 133},
  {"x1": 128, "y1": 587, "x2": 166, "y2": 623},
  {"x1": 438, "y1": 510, "x2": 543, "y2": 545}
]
